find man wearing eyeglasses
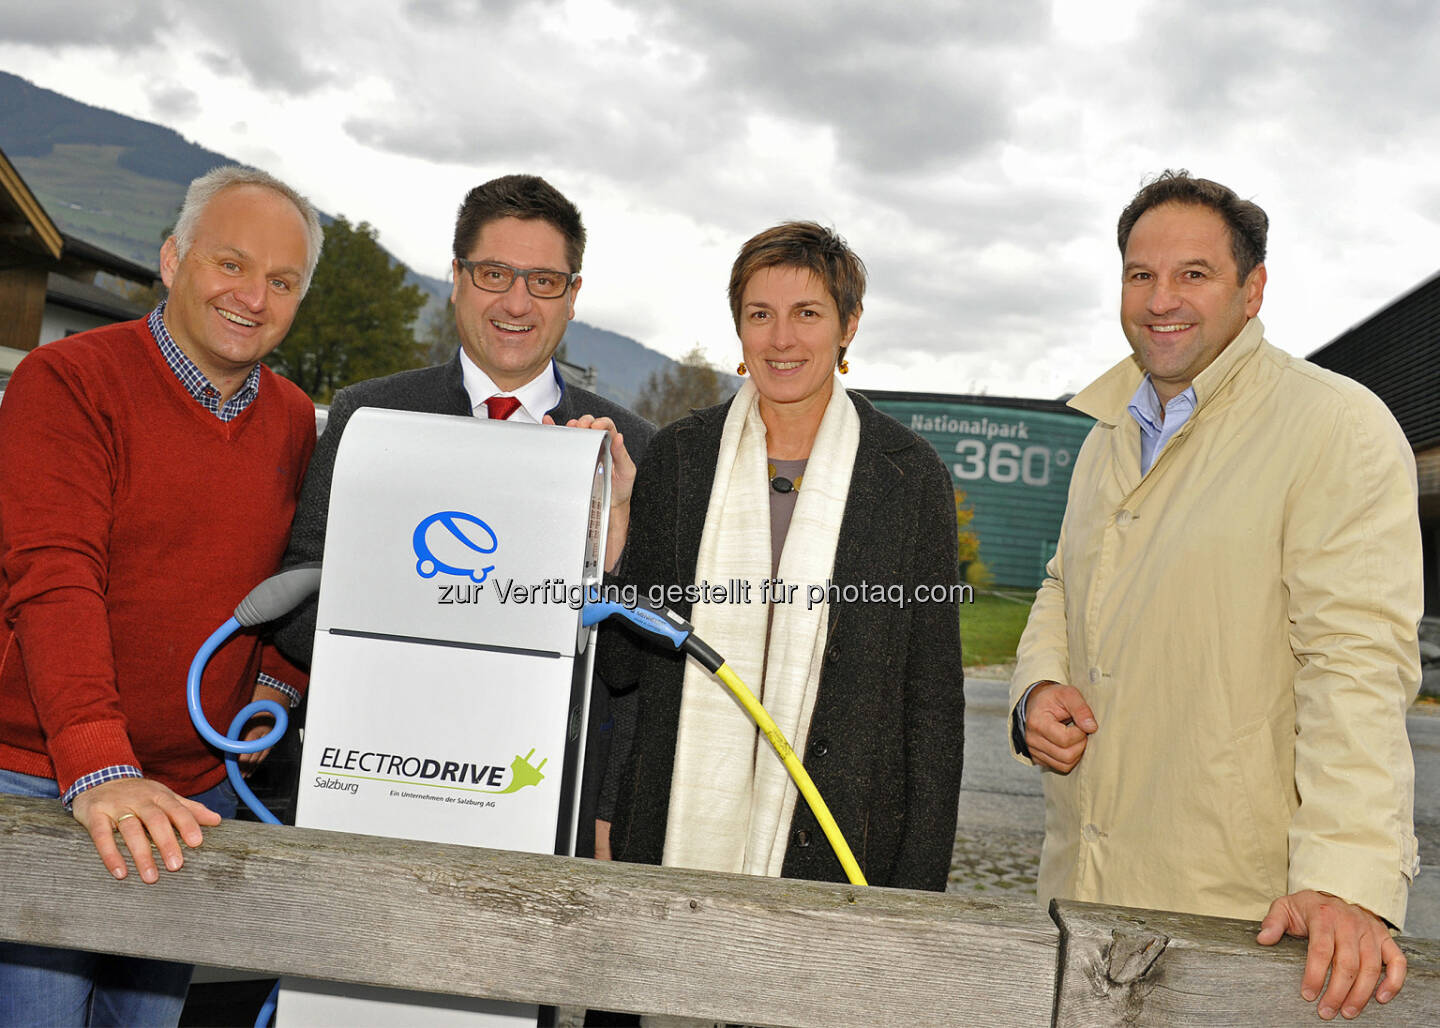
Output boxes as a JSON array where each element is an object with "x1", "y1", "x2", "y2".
[{"x1": 274, "y1": 174, "x2": 654, "y2": 859}]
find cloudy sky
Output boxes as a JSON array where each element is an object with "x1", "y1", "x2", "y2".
[{"x1": 2, "y1": 0, "x2": 1438, "y2": 398}]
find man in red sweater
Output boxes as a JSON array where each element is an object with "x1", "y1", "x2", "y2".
[{"x1": 0, "y1": 166, "x2": 322, "y2": 1026}]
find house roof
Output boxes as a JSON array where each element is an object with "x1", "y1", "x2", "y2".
[
  {"x1": 1308, "y1": 269, "x2": 1440, "y2": 451},
  {"x1": 0, "y1": 148, "x2": 63, "y2": 261}
]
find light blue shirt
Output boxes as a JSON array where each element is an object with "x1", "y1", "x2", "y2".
[{"x1": 1126, "y1": 377, "x2": 1197, "y2": 475}]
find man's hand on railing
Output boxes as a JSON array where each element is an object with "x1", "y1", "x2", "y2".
[
  {"x1": 71, "y1": 778, "x2": 222, "y2": 884},
  {"x1": 1258, "y1": 889, "x2": 1406, "y2": 1021}
]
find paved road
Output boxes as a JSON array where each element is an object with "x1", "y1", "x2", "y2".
[{"x1": 951, "y1": 676, "x2": 1440, "y2": 940}]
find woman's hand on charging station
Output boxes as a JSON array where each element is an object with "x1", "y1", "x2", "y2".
[
  {"x1": 71, "y1": 777, "x2": 222, "y2": 883},
  {"x1": 546, "y1": 413, "x2": 635, "y2": 572}
]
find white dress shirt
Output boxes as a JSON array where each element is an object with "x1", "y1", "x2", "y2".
[{"x1": 458, "y1": 347, "x2": 562, "y2": 424}]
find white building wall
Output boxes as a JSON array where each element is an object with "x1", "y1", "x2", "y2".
[{"x1": 39, "y1": 302, "x2": 112, "y2": 346}]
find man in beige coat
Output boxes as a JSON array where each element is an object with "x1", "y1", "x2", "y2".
[{"x1": 1011, "y1": 171, "x2": 1421, "y2": 1022}]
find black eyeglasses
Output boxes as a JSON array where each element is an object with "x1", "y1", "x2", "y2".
[{"x1": 455, "y1": 259, "x2": 578, "y2": 299}]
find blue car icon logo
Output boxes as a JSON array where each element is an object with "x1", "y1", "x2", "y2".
[{"x1": 413, "y1": 511, "x2": 498, "y2": 583}]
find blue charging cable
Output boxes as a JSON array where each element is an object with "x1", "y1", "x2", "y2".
[
  {"x1": 186, "y1": 564, "x2": 322, "y2": 824},
  {"x1": 187, "y1": 618, "x2": 288, "y2": 826},
  {"x1": 186, "y1": 564, "x2": 321, "y2": 1028}
]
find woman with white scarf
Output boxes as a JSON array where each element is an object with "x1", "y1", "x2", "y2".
[{"x1": 578, "y1": 222, "x2": 964, "y2": 890}]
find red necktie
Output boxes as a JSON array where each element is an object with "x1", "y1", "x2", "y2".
[{"x1": 484, "y1": 395, "x2": 522, "y2": 421}]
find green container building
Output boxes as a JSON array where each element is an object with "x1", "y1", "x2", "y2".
[{"x1": 860, "y1": 390, "x2": 1094, "y2": 589}]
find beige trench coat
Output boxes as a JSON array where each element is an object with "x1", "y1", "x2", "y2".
[{"x1": 1011, "y1": 318, "x2": 1421, "y2": 927}]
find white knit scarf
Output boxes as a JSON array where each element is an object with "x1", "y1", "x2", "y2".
[{"x1": 661, "y1": 376, "x2": 860, "y2": 877}]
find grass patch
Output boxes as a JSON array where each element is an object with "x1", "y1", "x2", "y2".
[
  {"x1": 13, "y1": 144, "x2": 182, "y2": 269},
  {"x1": 960, "y1": 590, "x2": 1033, "y2": 667}
]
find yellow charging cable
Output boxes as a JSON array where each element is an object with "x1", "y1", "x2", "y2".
[
  {"x1": 583, "y1": 597, "x2": 868, "y2": 887},
  {"x1": 713, "y1": 662, "x2": 868, "y2": 886}
]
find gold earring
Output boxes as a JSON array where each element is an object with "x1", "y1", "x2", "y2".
[
  {"x1": 838, "y1": 358, "x2": 850, "y2": 374},
  {"x1": 737, "y1": 361, "x2": 747, "y2": 376}
]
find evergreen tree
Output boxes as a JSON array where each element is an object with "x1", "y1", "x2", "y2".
[{"x1": 266, "y1": 216, "x2": 428, "y2": 402}]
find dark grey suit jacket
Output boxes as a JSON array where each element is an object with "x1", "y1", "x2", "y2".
[{"x1": 600, "y1": 390, "x2": 965, "y2": 890}]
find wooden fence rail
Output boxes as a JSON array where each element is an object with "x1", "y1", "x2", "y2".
[{"x1": 1, "y1": 795, "x2": 1435, "y2": 1026}]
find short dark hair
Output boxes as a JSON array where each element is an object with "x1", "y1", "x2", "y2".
[
  {"x1": 1117, "y1": 170, "x2": 1268, "y2": 281},
  {"x1": 728, "y1": 221, "x2": 867, "y2": 336},
  {"x1": 452, "y1": 174, "x2": 586, "y2": 272}
]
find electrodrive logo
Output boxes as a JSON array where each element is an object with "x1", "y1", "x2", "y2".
[
  {"x1": 316, "y1": 744, "x2": 548, "y2": 797},
  {"x1": 413, "y1": 510, "x2": 498, "y2": 584}
]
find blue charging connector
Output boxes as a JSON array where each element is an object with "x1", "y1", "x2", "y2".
[{"x1": 582, "y1": 595, "x2": 724, "y2": 672}]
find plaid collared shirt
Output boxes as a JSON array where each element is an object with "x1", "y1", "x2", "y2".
[{"x1": 147, "y1": 303, "x2": 262, "y2": 421}]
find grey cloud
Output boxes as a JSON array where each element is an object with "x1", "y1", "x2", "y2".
[
  {"x1": 344, "y1": 111, "x2": 573, "y2": 168},
  {"x1": 146, "y1": 81, "x2": 200, "y2": 121},
  {"x1": 861, "y1": 180, "x2": 1098, "y2": 253},
  {"x1": 180, "y1": 4, "x2": 339, "y2": 95},
  {"x1": 0, "y1": 0, "x2": 330, "y2": 100},
  {"x1": 870, "y1": 254, "x2": 1099, "y2": 359},
  {"x1": 0, "y1": 0, "x2": 340, "y2": 95},
  {"x1": 1110, "y1": 0, "x2": 1440, "y2": 150},
  {"x1": 229, "y1": 50, "x2": 335, "y2": 95},
  {"x1": 403, "y1": 0, "x2": 538, "y2": 24},
  {"x1": 1290, "y1": 3, "x2": 1440, "y2": 140},
  {"x1": 745, "y1": 54, "x2": 1010, "y2": 172},
  {"x1": 845, "y1": 182, "x2": 1111, "y2": 370},
  {"x1": 629, "y1": 3, "x2": 1032, "y2": 171},
  {"x1": 345, "y1": 4, "x2": 1022, "y2": 195},
  {"x1": 855, "y1": 312, "x2": 1101, "y2": 400},
  {"x1": 0, "y1": 0, "x2": 169, "y2": 47},
  {"x1": 1417, "y1": 187, "x2": 1440, "y2": 227},
  {"x1": 621, "y1": 0, "x2": 1049, "y2": 50},
  {"x1": 201, "y1": 51, "x2": 238, "y2": 76},
  {"x1": 404, "y1": 0, "x2": 466, "y2": 21},
  {"x1": 341, "y1": 46, "x2": 756, "y2": 202}
]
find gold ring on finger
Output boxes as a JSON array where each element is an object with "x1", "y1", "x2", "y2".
[{"x1": 114, "y1": 813, "x2": 138, "y2": 824}]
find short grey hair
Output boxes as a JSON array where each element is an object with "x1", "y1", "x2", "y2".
[{"x1": 172, "y1": 165, "x2": 325, "y2": 295}]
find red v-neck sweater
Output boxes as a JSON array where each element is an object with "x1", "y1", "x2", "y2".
[{"x1": 0, "y1": 318, "x2": 316, "y2": 797}]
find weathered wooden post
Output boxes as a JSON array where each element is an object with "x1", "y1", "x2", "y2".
[{"x1": 1051, "y1": 900, "x2": 1440, "y2": 1026}]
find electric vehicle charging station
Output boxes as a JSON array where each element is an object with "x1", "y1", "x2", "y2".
[{"x1": 277, "y1": 407, "x2": 611, "y2": 1026}]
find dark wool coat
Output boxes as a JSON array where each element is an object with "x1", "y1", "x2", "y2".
[{"x1": 601, "y1": 390, "x2": 965, "y2": 890}]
